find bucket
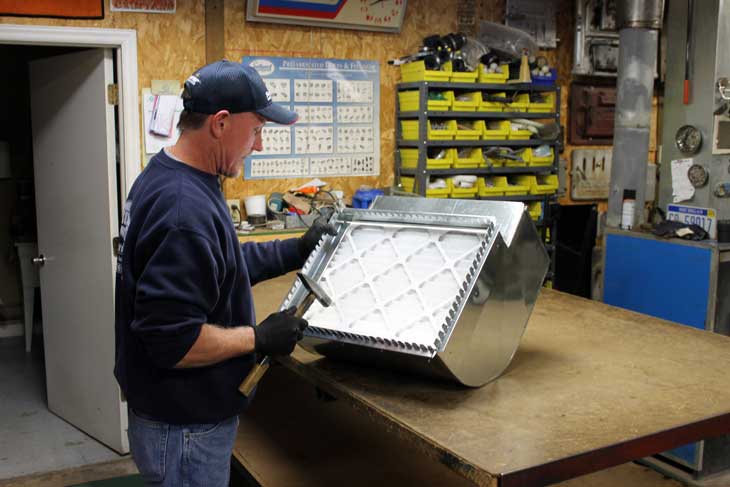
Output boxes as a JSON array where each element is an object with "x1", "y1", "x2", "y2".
[{"x1": 244, "y1": 194, "x2": 266, "y2": 217}]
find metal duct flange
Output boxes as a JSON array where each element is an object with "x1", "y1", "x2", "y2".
[{"x1": 617, "y1": 0, "x2": 665, "y2": 29}]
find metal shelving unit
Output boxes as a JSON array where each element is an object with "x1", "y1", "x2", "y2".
[{"x1": 394, "y1": 79, "x2": 561, "y2": 282}]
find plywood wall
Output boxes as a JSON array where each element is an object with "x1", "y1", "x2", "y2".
[
  {"x1": 223, "y1": 0, "x2": 653, "y2": 207},
  {"x1": 0, "y1": 1, "x2": 207, "y2": 155},
  {"x1": 222, "y1": 0, "x2": 462, "y2": 202}
]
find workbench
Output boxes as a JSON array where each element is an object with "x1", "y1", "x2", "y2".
[{"x1": 234, "y1": 273, "x2": 730, "y2": 486}]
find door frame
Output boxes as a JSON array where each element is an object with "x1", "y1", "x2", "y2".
[{"x1": 0, "y1": 24, "x2": 142, "y2": 195}]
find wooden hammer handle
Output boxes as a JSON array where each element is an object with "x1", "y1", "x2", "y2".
[{"x1": 238, "y1": 292, "x2": 316, "y2": 395}]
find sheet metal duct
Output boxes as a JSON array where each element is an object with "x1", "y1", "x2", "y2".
[
  {"x1": 281, "y1": 197, "x2": 548, "y2": 386},
  {"x1": 607, "y1": 0, "x2": 664, "y2": 228}
]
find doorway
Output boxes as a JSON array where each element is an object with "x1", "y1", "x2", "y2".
[{"x1": 0, "y1": 24, "x2": 140, "y2": 481}]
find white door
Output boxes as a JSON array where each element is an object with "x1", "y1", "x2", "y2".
[{"x1": 29, "y1": 48, "x2": 128, "y2": 453}]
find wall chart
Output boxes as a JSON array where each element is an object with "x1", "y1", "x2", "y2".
[{"x1": 243, "y1": 56, "x2": 380, "y2": 180}]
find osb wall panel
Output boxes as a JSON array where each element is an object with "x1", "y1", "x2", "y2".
[
  {"x1": 224, "y1": 0, "x2": 659, "y2": 207},
  {"x1": 0, "y1": 2, "x2": 207, "y2": 157},
  {"x1": 222, "y1": 0, "x2": 462, "y2": 202}
]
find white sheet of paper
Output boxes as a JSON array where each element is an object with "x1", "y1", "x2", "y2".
[
  {"x1": 671, "y1": 158, "x2": 695, "y2": 203},
  {"x1": 143, "y1": 89, "x2": 183, "y2": 154},
  {"x1": 149, "y1": 95, "x2": 179, "y2": 137}
]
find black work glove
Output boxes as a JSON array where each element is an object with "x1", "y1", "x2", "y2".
[
  {"x1": 253, "y1": 307, "x2": 308, "y2": 356},
  {"x1": 298, "y1": 218, "x2": 337, "y2": 258}
]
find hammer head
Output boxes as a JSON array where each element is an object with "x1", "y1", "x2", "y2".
[{"x1": 297, "y1": 272, "x2": 332, "y2": 307}]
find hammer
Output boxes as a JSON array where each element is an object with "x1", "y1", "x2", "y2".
[{"x1": 239, "y1": 272, "x2": 332, "y2": 396}]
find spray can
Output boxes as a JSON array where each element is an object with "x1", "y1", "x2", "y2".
[{"x1": 621, "y1": 190, "x2": 636, "y2": 230}]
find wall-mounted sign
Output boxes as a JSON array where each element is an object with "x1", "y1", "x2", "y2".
[
  {"x1": 246, "y1": 0, "x2": 407, "y2": 33},
  {"x1": 243, "y1": 55, "x2": 380, "y2": 180},
  {"x1": 0, "y1": 0, "x2": 103, "y2": 18}
]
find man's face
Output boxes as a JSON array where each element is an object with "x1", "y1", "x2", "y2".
[{"x1": 219, "y1": 112, "x2": 265, "y2": 178}]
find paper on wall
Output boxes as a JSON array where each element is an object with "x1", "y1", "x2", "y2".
[
  {"x1": 143, "y1": 89, "x2": 183, "y2": 154},
  {"x1": 670, "y1": 158, "x2": 695, "y2": 203},
  {"x1": 151, "y1": 79, "x2": 181, "y2": 95},
  {"x1": 149, "y1": 95, "x2": 179, "y2": 137}
]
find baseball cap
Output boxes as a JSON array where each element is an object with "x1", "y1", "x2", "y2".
[{"x1": 181, "y1": 60, "x2": 298, "y2": 125}]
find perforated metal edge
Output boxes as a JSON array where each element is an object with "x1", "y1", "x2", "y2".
[{"x1": 282, "y1": 209, "x2": 496, "y2": 358}]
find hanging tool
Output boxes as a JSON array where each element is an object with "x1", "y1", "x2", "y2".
[
  {"x1": 239, "y1": 272, "x2": 332, "y2": 396},
  {"x1": 684, "y1": 0, "x2": 694, "y2": 105}
]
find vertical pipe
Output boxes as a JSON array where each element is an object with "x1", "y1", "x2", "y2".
[
  {"x1": 607, "y1": 0, "x2": 664, "y2": 229},
  {"x1": 607, "y1": 28, "x2": 659, "y2": 228}
]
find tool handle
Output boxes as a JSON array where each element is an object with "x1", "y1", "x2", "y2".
[
  {"x1": 239, "y1": 289, "x2": 315, "y2": 396},
  {"x1": 684, "y1": 80, "x2": 690, "y2": 105},
  {"x1": 238, "y1": 356, "x2": 270, "y2": 396},
  {"x1": 295, "y1": 293, "x2": 316, "y2": 318}
]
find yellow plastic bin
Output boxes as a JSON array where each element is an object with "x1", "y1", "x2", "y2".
[
  {"x1": 455, "y1": 120, "x2": 481, "y2": 140},
  {"x1": 503, "y1": 148, "x2": 529, "y2": 167},
  {"x1": 478, "y1": 176, "x2": 507, "y2": 197},
  {"x1": 401, "y1": 119, "x2": 456, "y2": 140},
  {"x1": 451, "y1": 91, "x2": 480, "y2": 111},
  {"x1": 484, "y1": 155, "x2": 505, "y2": 167},
  {"x1": 526, "y1": 146, "x2": 554, "y2": 166},
  {"x1": 478, "y1": 91, "x2": 506, "y2": 112},
  {"x1": 399, "y1": 148, "x2": 453, "y2": 169},
  {"x1": 400, "y1": 60, "x2": 451, "y2": 82},
  {"x1": 508, "y1": 121, "x2": 532, "y2": 140},
  {"x1": 482, "y1": 120, "x2": 510, "y2": 140},
  {"x1": 533, "y1": 174, "x2": 559, "y2": 194},
  {"x1": 504, "y1": 176, "x2": 530, "y2": 196},
  {"x1": 445, "y1": 61, "x2": 478, "y2": 83},
  {"x1": 454, "y1": 147, "x2": 484, "y2": 168},
  {"x1": 515, "y1": 174, "x2": 559, "y2": 195},
  {"x1": 527, "y1": 201, "x2": 543, "y2": 221},
  {"x1": 401, "y1": 176, "x2": 452, "y2": 198},
  {"x1": 528, "y1": 92, "x2": 556, "y2": 113},
  {"x1": 398, "y1": 90, "x2": 452, "y2": 112},
  {"x1": 507, "y1": 93, "x2": 530, "y2": 112},
  {"x1": 478, "y1": 63, "x2": 509, "y2": 83},
  {"x1": 450, "y1": 179, "x2": 479, "y2": 199}
]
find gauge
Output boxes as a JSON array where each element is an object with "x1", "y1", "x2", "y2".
[
  {"x1": 687, "y1": 164, "x2": 709, "y2": 188},
  {"x1": 676, "y1": 125, "x2": 702, "y2": 154}
]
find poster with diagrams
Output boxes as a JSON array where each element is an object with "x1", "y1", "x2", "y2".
[{"x1": 243, "y1": 56, "x2": 380, "y2": 179}]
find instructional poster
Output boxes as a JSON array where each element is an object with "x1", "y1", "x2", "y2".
[{"x1": 243, "y1": 56, "x2": 380, "y2": 180}]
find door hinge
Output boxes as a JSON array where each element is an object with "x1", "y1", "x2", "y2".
[
  {"x1": 107, "y1": 84, "x2": 119, "y2": 106},
  {"x1": 112, "y1": 236, "x2": 122, "y2": 257}
]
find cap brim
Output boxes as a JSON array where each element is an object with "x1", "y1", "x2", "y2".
[{"x1": 256, "y1": 103, "x2": 298, "y2": 125}]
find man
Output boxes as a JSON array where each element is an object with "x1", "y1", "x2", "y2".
[{"x1": 114, "y1": 60, "x2": 333, "y2": 486}]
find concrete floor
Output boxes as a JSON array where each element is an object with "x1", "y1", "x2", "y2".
[
  {"x1": 0, "y1": 337, "x2": 121, "y2": 480},
  {"x1": 0, "y1": 336, "x2": 689, "y2": 486}
]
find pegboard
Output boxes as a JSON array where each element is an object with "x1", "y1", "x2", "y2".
[{"x1": 243, "y1": 56, "x2": 381, "y2": 180}]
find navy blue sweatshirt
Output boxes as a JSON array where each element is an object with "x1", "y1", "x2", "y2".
[{"x1": 114, "y1": 150, "x2": 304, "y2": 424}]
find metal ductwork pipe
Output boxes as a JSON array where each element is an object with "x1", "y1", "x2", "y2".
[{"x1": 607, "y1": 0, "x2": 664, "y2": 229}]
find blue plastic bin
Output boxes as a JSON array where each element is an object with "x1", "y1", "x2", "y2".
[
  {"x1": 532, "y1": 68, "x2": 557, "y2": 87},
  {"x1": 352, "y1": 189, "x2": 384, "y2": 208}
]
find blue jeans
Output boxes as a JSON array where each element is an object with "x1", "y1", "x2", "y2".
[{"x1": 127, "y1": 408, "x2": 239, "y2": 487}]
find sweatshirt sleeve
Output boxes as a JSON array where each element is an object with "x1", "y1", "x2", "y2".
[
  {"x1": 240, "y1": 238, "x2": 305, "y2": 286},
  {"x1": 131, "y1": 228, "x2": 222, "y2": 368}
]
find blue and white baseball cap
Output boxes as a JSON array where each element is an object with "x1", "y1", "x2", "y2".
[{"x1": 182, "y1": 60, "x2": 297, "y2": 125}]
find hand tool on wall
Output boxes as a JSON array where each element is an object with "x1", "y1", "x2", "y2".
[
  {"x1": 684, "y1": 0, "x2": 694, "y2": 105},
  {"x1": 239, "y1": 272, "x2": 332, "y2": 396}
]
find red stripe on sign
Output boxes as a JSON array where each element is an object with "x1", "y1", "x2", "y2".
[{"x1": 259, "y1": 3, "x2": 347, "y2": 20}]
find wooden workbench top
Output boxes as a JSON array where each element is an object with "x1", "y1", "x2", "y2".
[{"x1": 249, "y1": 273, "x2": 730, "y2": 486}]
